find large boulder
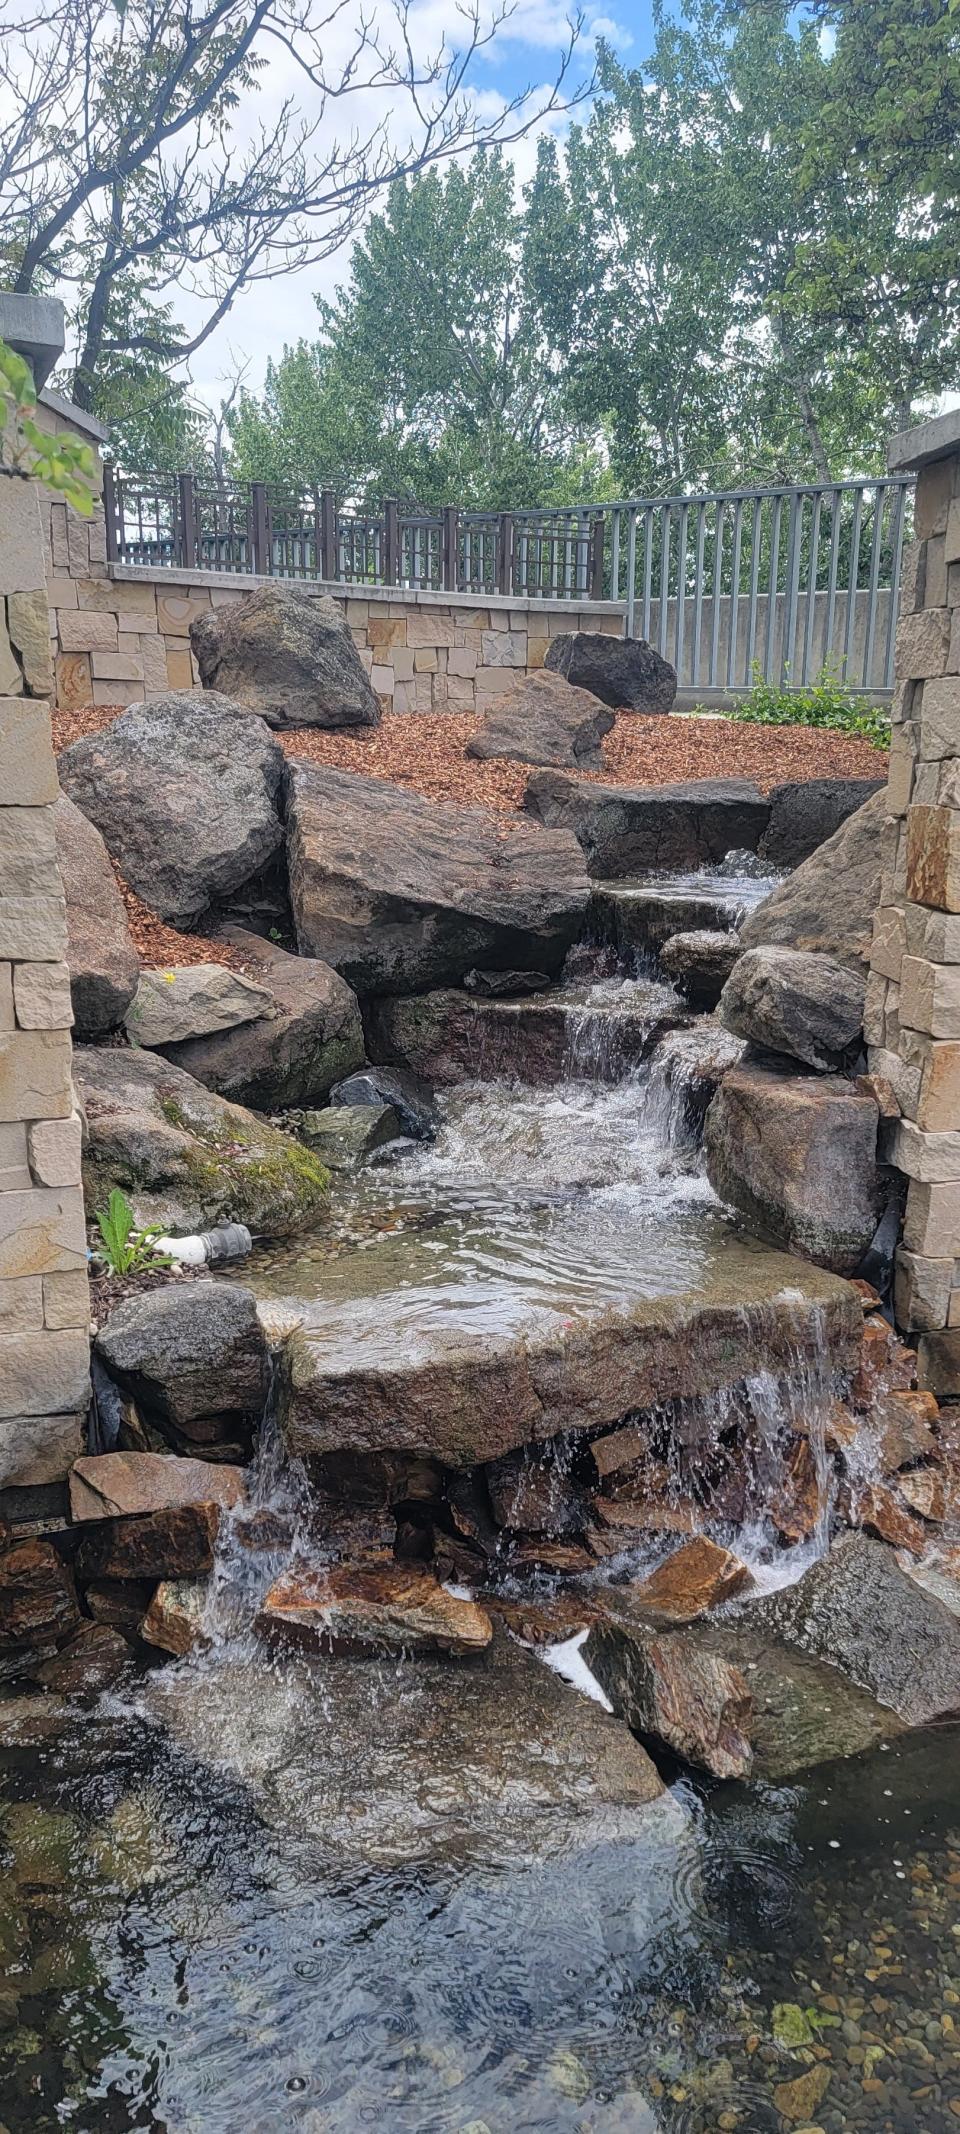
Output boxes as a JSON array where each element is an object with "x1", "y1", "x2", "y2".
[
  {"x1": 718, "y1": 945, "x2": 866, "y2": 1070},
  {"x1": 286, "y1": 761, "x2": 589, "y2": 992},
  {"x1": 544, "y1": 630, "x2": 677, "y2": 713},
  {"x1": 125, "y1": 963, "x2": 273, "y2": 1048},
  {"x1": 58, "y1": 692, "x2": 285, "y2": 929},
  {"x1": 94, "y1": 1285, "x2": 270, "y2": 1443},
  {"x1": 584, "y1": 1623, "x2": 754, "y2": 1779},
  {"x1": 75, "y1": 1044, "x2": 329, "y2": 1237},
  {"x1": 466, "y1": 669, "x2": 614, "y2": 769},
  {"x1": 367, "y1": 982, "x2": 680, "y2": 1088},
  {"x1": 659, "y1": 929, "x2": 739, "y2": 1009},
  {"x1": 149, "y1": 928, "x2": 365, "y2": 1112},
  {"x1": 53, "y1": 791, "x2": 139, "y2": 1038},
  {"x1": 704, "y1": 1059, "x2": 881, "y2": 1271},
  {"x1": 737, "y1": 786, "x2": 885, "y2": 971},
  {"x1": 190, "y1": 583, "x2": 381, "y2": 730},
  {"x1": 748, "y1": 1533, "x2": 960, "y2": 1729},
  {"x1": 524, "y1": 772, "x2": 770, "y2": 877},
  {"x1": 759, "y1": 776, "x2": 886, "y2": 868}
]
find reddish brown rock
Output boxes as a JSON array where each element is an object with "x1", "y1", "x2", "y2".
[
  {"x1": 33, "y1": 1623, "x2": 130, "y2": 1695},
  {"x1": 852, "y1": 1315, "x2": 917, "y2": 1407},
  {"x1": 141, "y1": 1577, "x2": 211, "y2": 1657},
  {"x1": 84, "y1": 1579, "x2": 155, "y2": 1634},
  {"x1": 505, "y1": 1539, "x2": 595, "y2": 1577},
  {"x1": 485, "y1": 1447, "x2": 585, "y2": 1535},
  {"x1": 897, "y1": 1466, "x2": 955, "y2": 1524},
  {"x1": 585, "y1": 1624, "x2": 754, "y2": 1779},
  {"x1": 591, "y1": 1496, "x2": 699, "y2": 1538},
  {"x1": 590, "y1": 1422, "x2": 655, "y2": 1481},
  {"x1": 488, "y1": 1593, "x2": 606, "y2": 1645},
  {"x1": 847, "y1": 1481, "x2": 928, "y2": 1555},
  {"x1": 69, "y1": 1451, "x2": 245, "y2": 1522},
  {"x1": 259, "y1": 1559, "x2": 493, "y2": 1656},
  {"x1": 769, "y1": 1436, "x2": 823, "y2": 1545},
  {"x1": 75, "y1": 1503, "x2": 223, "y2": 1584},
  {"x1": 872, "y1": 1390, "x2": 940, "y2": 1473},
  {"x1": 0, "y1": 1539, "x2": 79, "y2": 1655},
  {"x1": 630, "y1": 1538, "x2": 753, "y2": 1624},
  {"x1": 467, "y1": 669, "x2": 615, "y2": 770}
]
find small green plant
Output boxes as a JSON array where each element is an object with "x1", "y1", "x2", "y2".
[
  {"x1": 0, "y1": 335, "x2": 98, "y2": 515},
  {"x1": 93, "y1": 1189, "x2": 174, "y2": 1277},
  {"x1": 720, "y1": 662, "x2": 891, "y2": 751}
]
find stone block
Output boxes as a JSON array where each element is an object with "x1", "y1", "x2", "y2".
[
  {"x1": 414, "y1": 647, "x2": 438, "y2": 673},
  {"x1": 918, "y1": 676, "x2": 960, "y2": 760},
  {"x1": 139, "y1": 635, "x2": 171, "y2": 691},
  {"x1": 947, "y1": 494, "x2": 960, "y2": 563},
  {"x1": 0, "y1": 612, "x2": 23, "y2": 696},
  {"x1": 481, "y1": 631, "x2": 526, "y2": 667},
  {"x1": 883, "y1": 1117, "x2": 960, "y2": 1182},
  {"x1": 66, "y1": 515, "x2": 90, "y2": 576},
  {"x1": 78, "y1": 578, "x2": 156, "y2": 616},
  {"x1": 862, "y1": 968, "x2": 888, "y2": 1046},
  {"x1": 916, "y1": 459, "x2": 958, "y2": 541},
  {"x1": 921, "y1": 909, "x2": 960, "y2": 961},
  {"x1": 903, "y1": 1178, "x2": 960, "y2": 1257},
  {"x1": 91, "y1": 649, "x2": 144, "y2": 681},
  {"x1": 406, "y1": 613, "x2": 457, "y2": 650},
  {"x1": 49, "y1": 504, "x2": 69, "y2": 571},
  {"x1": 0, "y1": 1329, "x2": 89, "y2": 1419},
  {"x1": 900, "y1": 955, "x2": 960, "y2": 1039},
  {"x1": 43, "y1": 1269, "x2": 91, "y2": 1331},
  {"x1": 0, "y1": 963, "x2": 12, "y2": 1032},
  {"x1": 57, "y1": 610, "x2": 119, "y2": 654},
  {"x1": 0, "y1": 1411, "x2": 83, "y2": 1488},
  {"x1": 157, "y1": 592, "x2": 210, "y2": 637},
  {"x1": 0, "y1": 1120, "x2": 30, "y2": 1191},
  {"x1": 884, "y1": 979, "x2": 902, "y2": 1048},
  {"x1": 914, "y1": 762, "x2": 942, "y2": 806},
  {"x1": 951, "y1": 608, "x2": 960, "y2": 676},
  {"x1": 0, "y1": 1030, "x2": 73, "y2": 1123},
  {"x1": 55, "y1": 652, "x2": 93, "y2": 710},
  {"x1": 368, "y1": 617, "x2": 406, "y2": 650},
  {"x1": 0, "y1": 806, "x2": 57, "y2": 901},
  {"x1": 46, "y1": 577, "x2": 78, "y2": 610},
  {"x1": 868, "y1": 1042, "x2": 922, "y2": 1118},
  {"x1": 906, "y1": 805, "x2": 960, "y2": 911},
  {"x1": 369, "y1": 665, "x2": 394, "y2": 694},
  {"x1": 164, "y1": 645, "x2": 193, "y2": 689},
  {"x1": 916, "y1": 1040, "x2": 960, "y2": 1132},
  {"x1": 0, "y1": 477, "x2": 46, "y2": 593},
  {"x1": 28, "y1": 1112, "x2": 83, "y2": 1187},
  {"x1": 869, "y1": 906, "x2": 906, "y2": 983},
  {"x1": 447, "y1": 646, "x2": 478, "y2": 678},
  {"x1": 926, "y1": 535, "x2": 949, "y2": 610},
  {"x1": 445, "y1": 675, "x2": 476, "y2": 711},
  {"x1": 895, "y1": 1247, "x2": 953, "y2": 1332},
  {"x1": 0, "y1": 895, "x2": 67, "y2": 962},
  {"x1": 392, "y1": 648, "x2": 415, "y2": 683},
  {"x1": 917, "y1": 1328, "x2": 960, "y2": 1397},
  {"x1": 92, "y1": 679, "x2": 144, "y2": 707},
  {"x1": 0, "y1": 1183, "x2": 86, "y2": 1278},
  {"x1": 528, "y1": 639, "x2": 548, "y2": 670},
  {"x1": 345, "y1": 599, "x2": 370, "y2": 624},
  {"x1": 12, "y1": 962, "x2": 73, "y2": 1031},
  {"x1": 392, "y1": 682, "x2": 413, "y2": 713},
  {"x1": 895, "y1": 607, "x2": 951, "y2": 681},
  {"x1": 0, "y1": 1277, "x2": 43, "y2": 1333},
  {"x1": 0, "y1": 697, "x2": 58, "y2": 804},
  {"x1": 7, "y1": 588, "x2": 53, "y2": 695},
  {"x1": 900, "y1": 541, "x2": 926, "y2": 614}
]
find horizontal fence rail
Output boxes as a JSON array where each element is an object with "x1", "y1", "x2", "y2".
[{"x1": 102, "y1": 468, "x2": 913, "y2": 694}]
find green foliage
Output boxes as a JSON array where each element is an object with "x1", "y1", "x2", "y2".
[
  {"x1": 722, "y1": 663, "x2": 891, "y2": 751},
  {"x1": 93, "y1": 1189, "x2": 173, "y2": 1277},
  {"x1": 0, "y1": 337, "x2": 98, "y2": 513}
]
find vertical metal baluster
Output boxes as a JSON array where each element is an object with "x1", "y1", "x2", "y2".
[
  {"x1": 862, "y1": 482, "x2": 887, "y2": 690},
  {"x1": 691, "y1": 502, "x2": 706, "y2": 688},
  {"x1": 658, "y1": 505, "x2": 671, "y2": 658},
  {"x1": 642, "y1": 508, "x2": 654, "y2": 643},
  {"x1": 883, "y1": 482, "x2": 909, "y2": 690},
  {"x1": 764, "y1": 496, "x2": 783, "y2": 680},
  {"x1": 745, "y1": 497, "x2": 763, "y2": 687},
  {"x1": 709, "y1": 500, "x2": 726, "y2": 690},
  {"x1": 726, "y1": 498, "x2": 745, "y2": 691},
  {"x1": 781, "y1": 490, "x2": 803, "y2": 685},
  {"x1": 610, "y1": 510, "x2": 621, "y2": 605},
  {"x1": 823, "y1": 488, "x2": 842, "y2": 670},
  {"x1": 625, "y1": 510, "x2": 637, "y2": 639},
  {"x1": 801, "y1": 490, "x2": 823, "y2": 687},
  {"x1": 675, "y1": 503, "x2": 689, "y2": 684},
  {"x1": 842, "y1": 485, "x2": 864, "y2": 680}
]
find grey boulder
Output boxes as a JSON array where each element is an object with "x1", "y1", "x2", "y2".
[
  {"x1": 660, "y1": 929, "x2": 740, "y2": 1010},
  {"x1": 125, "y1": 963, "x2": 273, "y2": 1048},
  {"x1": 759, "y1": 776, "x2": 886, "y2": 868},
  {"x1": 466, "y1": 669, "x2": 614, "y2": 769},
  {"x1": 544, "y1": 630, "x2": 677, "y2": 714},
  {"x1": 190, "y1": 582, "x2": 381, "y2": 729},
  {"x1": 53, "y1": 791, "x2": 139, "y2": 1038},
  {"x1": 738, "y1": 786, "x2": 885, "y2": 971},
  {"x1": 150, "y1": 928, "x2": 365, "y2": 1112},
  {"x1": 331, "y1": 1064, "x2": 437, "y2": 1141},
  {"x1": 750, "y1": 1533, "x2": 960, "y2": 1729},
  {"x1": 718, "y1": 945, "x2": 866, "y2": 1070},
  {"x1": 525, "y1": 772, "x2": 769, "y2": 878},
  {"x1": 286, "y1": 761, "x2": 589, "y2": 992},
  {"x1": 58, "y1": 692, "x2": 285, "y2": 929},
  {"x1": 95, "y1": 1281, "x2": 269, "y2": 1442},
  {"x1": 704, "y1": 1058, "x2": 881, "y2": 1272}
]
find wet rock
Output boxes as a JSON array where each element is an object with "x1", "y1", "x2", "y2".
[
  {"x1": 75, "y1": 1044, "x2": 329, "y2": 1236},
  {"x1": 190, "y1": 583, "x2": 381, "y2": 730},
  {"x1": 507, "y1": 1538, "x2": 596, "y2": 1576},
  {"x1": 367, "y1": 982, "x2": 680, "y2": 1089},
  {"x1": 851, "y1": 1311, "x2": 916, "y2": 1406},
  {"x1": 590, "y1": 882, "x2": 737, "y2": 958},
  {"x1": 294, "y1": 1102, "x2": 401, "y2": 1170},
  {"x1": 772, "y1": 2065, "x2": 832, "y2": 2124},
  {"x1": 94, "y1": 1284, "x2": 269, "y2": 1444},
  {"x1": 585, "y1": 1622, "x2": 754, "y2": 1778},
  {"x1": 84, "y1": 1579, "x2": 155, "y2": 1635},
  {"x1": 259, "y1": 1559, "x2": 494, "y2": 1656},
  {"x1": 53, "y1": 791, "x2": 139, "y2": 1038},
  {"x1": 590, "y1": 1421, "x2": 655, "y2": 1481},
  {"x1": 760, "y1": 777, "x2": 885, "y2": 868},
  {"x1": 660, "y1": 929, "x2": 740, "y2": 1009},
  {"x1": 330, "y1": 1063, "x2": 437, "y2": 1141},
  {"x1": 488, "y1": 1593, "x2": 606, "y2": 1645},
  {"x1": 752, "y1": 1532, "x2": 960, "y2": 1727},
  {"x1": 738, "y1": 787, "x2": 885, "y2": 971},
  {"x1": 897, "y1": 1464, "x2": 955, "y2": 1522},
  {"x1": 629, "y1": 1538, "x2": 754, "y2": 1624},
  {"x1": 845, "y1": 1480, "x2": 929, "y2": 1553},
  {"x1": 74, "y1": 1502, "x2": 224, "y2": 1583},
  {"x1": 141, "y1": 1576, "x2": 210, "y2": 1657},
  {"x1": 590, "y1": 1495, "x2": 699, "y2": 1541},
  {"x1": 870, "y1": 1389, "x2": 940, "y2": 1472},
  {"x1": 467, "y1": 669, "x2": 615, "y2": 768},
  {"x1": 287, "y1": 761, "x2": 589, "y2": 992},
  {"x1": 525, "y1": 772, "x2": 769, "y2": 878},
  {"x1": 58, "y1": 692, "x2": 285, "y2": 929},
  {"x1": 280, "y1": 1241, "x2": 861, "y2": 1468},
  {"x1": 544, "y1": 630, "x2": 677, "y2": 713},
  {"x1": 124, "y1": 963, "x2": 273, "y2": 1048},
  {"x1": 154, "y1": 927, "x2": 366, "y2": 1112},
  {"x1": 704, "y1": 1060, "x2": 881, "y2": 1272},
  {"x1": 769, "y1": 1435, "x2": 823, "y2": 1544},
  {"x1": 718, "y1": 947, "x2": 866, "y2": 1070},
  {"x1": 0, "y1": 1540, "x2": 79, "y2": 1663},
  {"x1": 32, "y1": 1623, "x2": 130, "y2": 1696},
  {"x1": 485, "y1": 1446, "x2": 586, "y2": 1535},
  {"x1": 69, "y1": 1450, "x2": 246, "y2": 1521},
  {"x1": 463, "y1": 966, "x2": 553, "y2": 997}
]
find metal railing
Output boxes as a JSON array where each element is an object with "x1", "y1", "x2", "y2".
[{"x1": 102, "y1": 468, "x2": 912, "y2": 692}]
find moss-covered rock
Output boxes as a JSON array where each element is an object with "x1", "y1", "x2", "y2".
[{"x1": 75, "y1": 1044, "x2": 329, "y2": 1238}]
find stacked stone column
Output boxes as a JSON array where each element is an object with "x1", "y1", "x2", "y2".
[
  {"x1": 866, "y1": 413, "x2": 960, "y2": 1392},
  {"x1": 0, "y1": 474, "x2": 89, "y2": 1517}
]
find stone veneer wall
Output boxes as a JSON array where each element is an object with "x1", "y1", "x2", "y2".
[
  {"x1": 867, "y1": 411, "x2": 960, "y2": 1393},
  {"x1": 0, "y1": 474, "x2": 90, "y2": 1517}
]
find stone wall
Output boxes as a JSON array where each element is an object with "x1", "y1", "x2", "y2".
[
  {"x1": 0, "y1": 474, "x2": 90, "y2": 1517},
  {"x1": 867, "y1": 411, "x2": 960, "y2": 1390}
]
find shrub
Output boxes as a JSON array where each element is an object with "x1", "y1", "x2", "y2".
[
  {"x1": 719, "y1": 664, "x2": 890, "y2": 751},
  {"x1": 93, "y1": 1189, "x2": 173, "y2": 1276}
]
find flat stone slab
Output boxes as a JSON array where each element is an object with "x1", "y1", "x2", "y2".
[
  {"x1": 367, "y1": 978, "x2": 686, "y2": 1087},
  {"x1": 525, "y1": 774, "x2": 770, "y2": 878},
  {"x1": 125, "y1": 963, "x2": 274, "y2": 1047},
  {"x1": 279, "y1": 1226, "x2": 861, "y2": 1468},
  {"x1": 591, "y1": 874, "x2": 770, "y2": 957}
]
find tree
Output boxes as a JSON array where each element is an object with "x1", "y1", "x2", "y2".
[{"x1": 0, "y1": 0, "x2": 587, "y2": 448}]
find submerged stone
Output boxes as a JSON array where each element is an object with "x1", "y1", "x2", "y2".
[
  {"x1": 330, "y1": 1063, "x2": 437, "y2": 1141},
  {"x1": 294, "y1": 1102, "x2": 401, "y2": 1170},
  {"x1": 259, "y1": 1559, "x2": 494, "y2": 1656},
  {"x1": 32, "y1": 1624, "x2": 130, "y2": 1696}
]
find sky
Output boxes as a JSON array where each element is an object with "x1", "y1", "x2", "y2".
[{"x1": 187, "y1": 0, "x2": 662, "y2": 413}]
